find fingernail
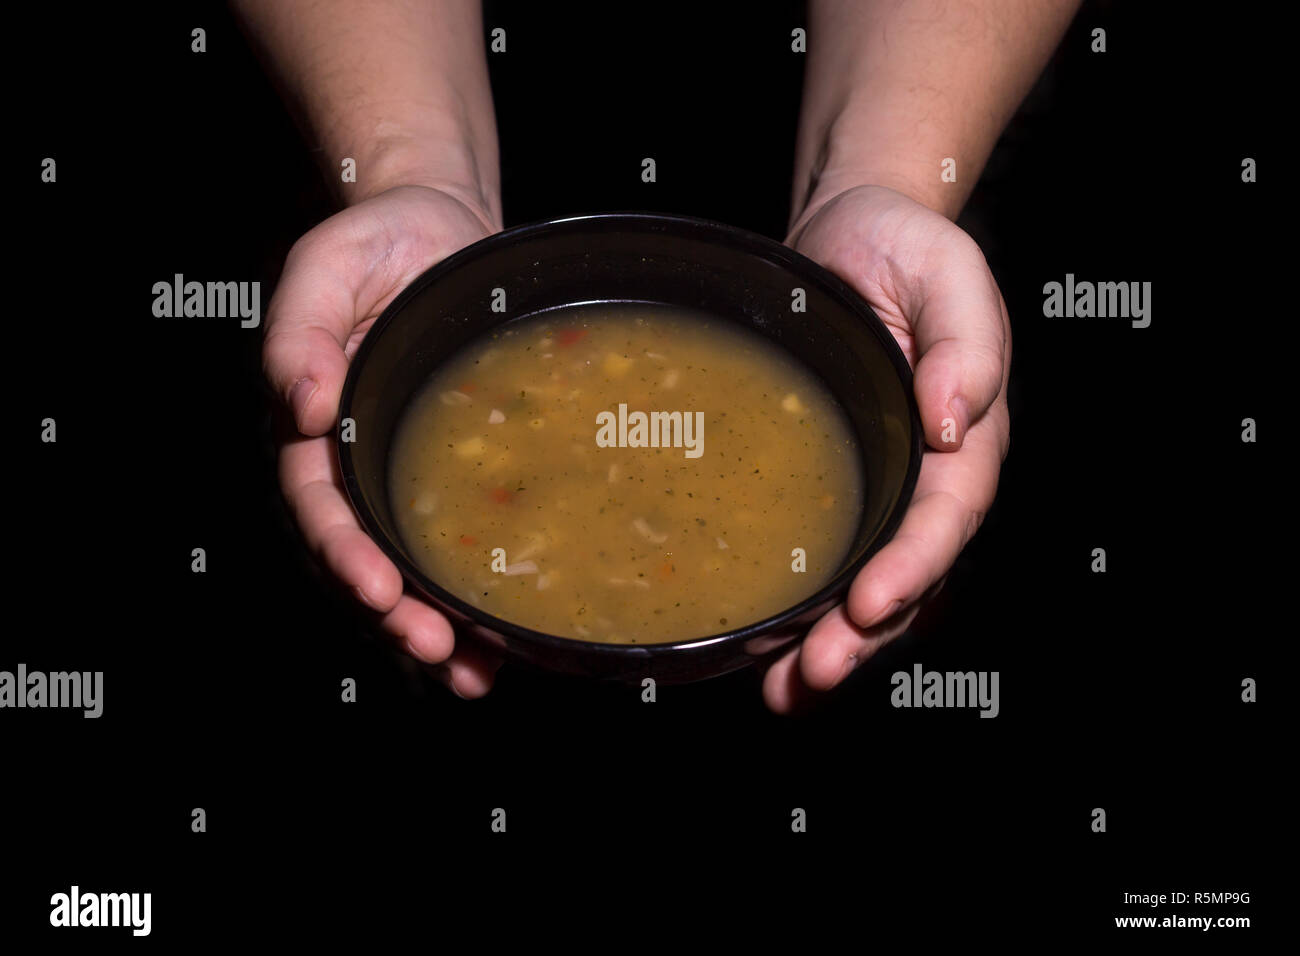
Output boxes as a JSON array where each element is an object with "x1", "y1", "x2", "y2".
[
  {"x1": 839, "y1": 651, "x2": 861, "y2": 683},
  {"x1": 290, "y1": 377, "x2": 318, "y2": 426},
  {"x1": 352, "y1": 585, "x2": 381, "y2": 611},
  {"x1": 439, "y1": 667, "x2": 468, "y2": 700},
  {"x1": 405, "y1": 633, "x2": 438, "y2": 665},
  {"x1": 871, "y1": 600, "x2": 902, "y2": 627},
  {"x1": 949, "y1": 396, "x2": 969, "y2": 439}
]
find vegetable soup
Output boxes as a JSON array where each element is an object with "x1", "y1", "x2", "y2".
[{"x1": 388, "y1": 303, "x2": 864, "y2": 643}]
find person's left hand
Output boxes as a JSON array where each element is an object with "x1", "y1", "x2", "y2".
[{"x1": 764, "y1": 184, "x2": 1012, "y2": 712}]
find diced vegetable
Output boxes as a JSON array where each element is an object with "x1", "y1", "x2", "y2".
[
  {"x1": 514, "y1": 532, "x2": 549, "y2": 562},
  {"x1": 632, "y1": 518, "x2": 668, "y2": 544},
  {"x1": 602, "y1": 353, "x2": 632, "y2": 376},
  {"x1": 455, "y1": 436, "x2": 486, "y2": 458}
]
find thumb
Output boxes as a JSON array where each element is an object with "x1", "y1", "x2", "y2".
[
  {"x1": 262, "y1": 237, "x2": 360, "y2": 436},
  {"x1": 909, "y1": 237, "x2": 1008, "y2": 450}
]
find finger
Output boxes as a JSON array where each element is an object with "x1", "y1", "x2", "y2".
[
  {"x1": 431, "y1": 640, "x2": 504, "y2": 700},
  {"x1": 265, "y1": 328, "x2": 352, "y2": 438},
  {"x1": 379, "y1": 594, "x2": 455, "y2": 665},
  {"x1": 763, "y1": 590, "x2": 930, "y2": 712},
  {"x1": 279, "y1": 433, "x2": 405, "y2": 612},
  {"x1": 282, "y1": 431, "x2": 458, "y2": 662},
  {"x1": 910, "y1": 241, "x2": 1008, "y2": 449},
  {"x1": 799, "y1": 598, "x2": 922, "y2": 692},
  {"x1": 262, "y1": 233, "x2": 373, "y2": 435},
  {"x1": 761, "y1": 600, "x2": 918, "y2": 711},
  {"x1": 761, "y1": 644, "x2": 806, "y2": 714},
  {"x1": 845, "y1": 420, "x2": 1002, "y2": 629}
]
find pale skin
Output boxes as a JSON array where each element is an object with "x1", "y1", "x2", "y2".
[{"x1": 237, "y1": 0, "x2": 1079, "y2": 705}]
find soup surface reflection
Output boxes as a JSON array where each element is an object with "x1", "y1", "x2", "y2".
[{"x1": 388, "y1": 303, "x2": 864, "y2": 643}]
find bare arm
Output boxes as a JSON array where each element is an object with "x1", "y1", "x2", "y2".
[
  {"x1": 232, "y1": 0, "x2": 500, "y2": 224},
  {"x1": 790, "y1": 0, "x2": 1079, "y2": 230},
  {"x1": 239, "y1": 1, "x2": 506, "y2": 697},
  {"x1": 767, "y1": 1, "x2": 1077, "y2": 710}
]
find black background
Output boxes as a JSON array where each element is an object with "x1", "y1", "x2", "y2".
[{"x1": 5, "y1": 0, "x2": 1279, "y2": 942}]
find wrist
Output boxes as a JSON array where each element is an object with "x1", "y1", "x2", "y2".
[
  {"x1": 790, "y1": 164, "x2": 962, "y2": 246},
  {"x1": 789, "y1": 109, "x2": 970, "y2": 238},
  {"x1": 335, "y1": 126, "x2": 501, "y2": 228}
]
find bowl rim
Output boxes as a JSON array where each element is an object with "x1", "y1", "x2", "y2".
[{"x1": 337, "y1": 210, "x2": 925, "y2": 659}]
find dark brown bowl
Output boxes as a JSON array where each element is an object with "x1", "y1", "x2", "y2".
[{"x1": 338, "y1": 212, "x2": 923, "y2": 683}]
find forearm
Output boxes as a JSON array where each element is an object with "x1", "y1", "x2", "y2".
[
  {"x1": 790, "y1": 0, "x2": 1078, "y2": 230},
  {"x1": 233, "y1": 0, "x2": 500, "y2": 221}
]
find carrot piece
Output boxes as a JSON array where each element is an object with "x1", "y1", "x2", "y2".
[
  {"x1": 557, "y1": 328, "x2": 588, "y2": 346},
  {"x1": 657, "y1": 561, "x2": 675, "y2": 580},
  {"x1": 459, "y1": 534, "x2": 477, "y2": 546},
  {"x1": 460, "y1": 382, "x2": 477, "y2": 393},
  {"x1": 490, "y1": 486, "x2": 513, "y2": 504}
]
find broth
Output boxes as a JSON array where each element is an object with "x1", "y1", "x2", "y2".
[{"x1": 388, "y1": 303, "x2": 864, "y2": 643}]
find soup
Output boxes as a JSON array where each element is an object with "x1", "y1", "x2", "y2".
[{"x1": 388, "y1": 303, "x2": 864, "y2": 643}]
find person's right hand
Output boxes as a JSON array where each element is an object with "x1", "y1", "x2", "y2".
[{"x1": 264, "y1": 184, "x2": 501, "y2": 697}]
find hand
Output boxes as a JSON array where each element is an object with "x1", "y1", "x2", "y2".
[
  {"x1": 764, "y1": 185, "x2": 1012, "y2": 712},
  {"x1": 264, "y1": 184, "x2": 503, "y2": 698}
]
